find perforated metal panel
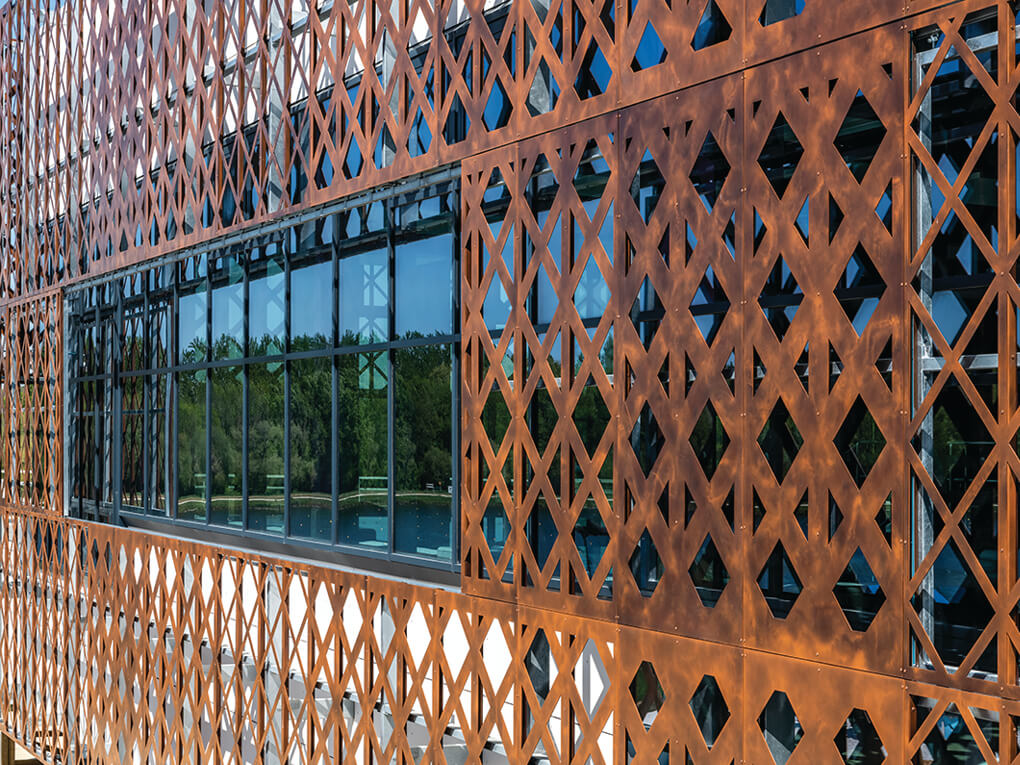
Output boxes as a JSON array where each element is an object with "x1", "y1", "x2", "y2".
[{"x1": 2, "y1": 0, "x2": 1020, "y2": 763}]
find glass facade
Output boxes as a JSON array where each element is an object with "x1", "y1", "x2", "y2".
[
  {"x1": 910, "y1": 13, "x2": 1004, "y2": 677},
  {"x1": 68, "y1": 180, "x2": 460, "y2": 568}
]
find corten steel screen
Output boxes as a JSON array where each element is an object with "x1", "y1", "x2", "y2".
[{"x1": 3, "y1": 0, "x2": 1020, "y2": 762}]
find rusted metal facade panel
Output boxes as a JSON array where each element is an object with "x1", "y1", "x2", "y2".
[
  {"x1": 739, "y1": 27, "x2": 908, "y2": 677},
  {"x1": 0, "y1": 0, "x2": 968, "y2": 294},
  {"x1": 2, "y1": 509, "x2": 1020, "y2": 762},
  {"x1": 1, "y1": 0, "x2": 1020, "y2": 762}
]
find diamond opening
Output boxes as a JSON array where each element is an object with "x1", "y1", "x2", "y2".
[
  {"x1": 834, "y1": 90, "x2": 887, "y2": 183},
  {"x1": 690, "y1": 265, "x2": 729, "y2": 346},
  {"x1": 758, "y1": 112, "x2": 804, "y2": 198},
  {"x1": 834, "y1": 708, "x2": 886, "y2": 764},
  {"x1": 834, "y1": 396, "x2": 886, "y2": 488},
  {"x1": 758, "y1": 542, "x2": 802, "y2": 619},
  {"x1": 758, "y1": 691, "x2": 803, "y2": 765},
  {"x1": 690, "y1": 401, "x2": 730, "y2": 481},
  {"x1": 689, "y1": 534, "x2": 729, "y2": 608},
  {"x1": 833, "y1": 547, "x2": 886, "y2": 632},
  {"x1": 690, "y1": 675, "x2": 729, "y2": 749},
  {"x1": 689, "y1": 131, "x2": 730, "y2": 213},
  {"x1": 630, "y1": 660, "x2": 664, "y2": 729},
  {"x1": 758, "y1": 398, "x2": 802, "y2": 484},
  {"x1": 629, "y1": 528, "x2": 663, "y2": 597},
  {"x1": 759, "y1": 255, "x2": 802, "y2": 343}
]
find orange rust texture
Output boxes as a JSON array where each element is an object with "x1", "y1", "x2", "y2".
[
  {"x1": 0, "y1": 0, "x2": 1019, "y2": 762},
  {"x1": 0, "y1": 511, "x2": 1018, "y2": 763}
]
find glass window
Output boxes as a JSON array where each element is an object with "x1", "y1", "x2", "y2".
[
  {"x1": 339, "y1": 247, "x2": 388, "y2": 346},
  {"x1": 121, "y1": 374, "x2": 144, "y2": 510},
  {"x1": 73, "y1": 379, "x2": 97, "y2": 514},
  {"x1": 289, "y1": 356, "x2": 333, "y2": 541},
  {"x1": 394, "y1": 344, "x2": 454, "y2": 561},
  {"x1": 178, "y1": 258, "x2": 207, "y2": 365},
  {"x1": 910, "y1": 16, "x2": 1005, "y2": 679},
  {"x1": 248, "y1": 362, "x2": 285, "y2": 533},
  {"x1": 209, "y1": 365, "x2": 243, "y2": 528},
  {"x1": 68, "y1": 182, "x2": 460, "y2": 573},
  {"x1": 395, "y1": 235, "x2": 454, "y2": 339},
  {"x1": 249, "y1": 244, "x2": 286, "y2": 356},
  {"x1": 177, "y1": 369, "x2": 207, "y2": 521},
  {"x1": 291, "y1": 256, "x2": 332, "y2": 350},
  {"x1": 394, "y1": 198, "x2": 455, "y2": 340},
  {"x1": 338, "y1": 351, "x2": 389, "y2": 550},
  {"x1": 147, "y1": 371, "x2": 171, "y2": 516},
  {"x1": 150, "y1": 270, "x2": 172, "y2": 369},
  {"x1": 211, "y1": 252, "x2": 244, "y2": 360}
]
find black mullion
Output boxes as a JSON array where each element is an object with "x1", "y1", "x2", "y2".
[
  {"x1": 386, "y1": 197, "x2": 396, "y2": 556},
  {"x1": 331, "y1": 215, "x2": 340, "y2": 548},
  {"x1": 449, "y1": 205, "x2": 461, "y2": 571},
  {"x1": 143, "y1": 280, "x2": 151, "y2": 515},
  {"x1": 172, "y1": 272, "x2": 180, "y2": 521},
  {"x1": 284, "y1": 230, "x2": 292, "y2": 539},
  {"x1": 525, "y1": 177, "x2": 539, "y2": 560},
  {"x1": 205, "y1": 261, "x2": 212, "y2": 525},
  {"x1": 95, "y1": 299, "x2": 105, "y2": 522},
  {"x1": 242, "y1": 247, "x2": 250, "y2": 532},
  {"x1": 383, "y1": 198, "x2": 395, "y2": 558}
]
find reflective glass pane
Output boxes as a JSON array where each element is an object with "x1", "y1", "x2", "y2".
[
  {"x1": 573, "y1": 256, "x2": 610, "y2": 320},
  {"x1": 177, "y1": 370, "x2": 207, "y2": 521},
  {"x1": 338, "y1": 352, "x2": 389, "y2": 549},
  {"x1": 394, "y1": 344, "x2": 453, "y2": 561},
  {"x1": 147, "y1": 372, "x2": 170, "y2": 515},
  {"x1": 121, "y1": 375, "x2": 144, "y2": 510},
  {"x1": 209, "y1": 365, "x2": 243, "y2": 528},
  {"x1": 122, "y1": 308, "x2": 144, "y2": 373},
  {"x1": 339, "y1": 248, "x2": 388, "y2": 346},
  {"x1": 248, "y1": 362, "x2": 285, "y2": 534},
  {"x1": 211, "y1": 252, "x2": 244, "y2": 360},
  {"x1": 73, "y1": 410, "x2": 96, "y2": 505},
  {"x1": 528, "y1": 159, "x2": 561, "y2": 325},
  {"x1": 150, "y1": 289, "x2": 172, "y2": 369},
  {"x1": 73, "y1": 379, "x2": 97, "y2": 503},
  {"x1": 291, "y1": 256, "x2": 332, "y2": 350},
  {"x1": 912, "y1": 27, "x2": 998, "y2": 349},
  {"x1": 249, "y1": 247, "x2": 286, "y2": 356},
  {"x1": 290, "y1": 356, "x2": 333, "y2": 541},
  {"x1": 178, "y1": 282, "x2": 207, "y2": 365},
  {"x1": 395, "y1": 234, "x2": 453, "y2": 339}
]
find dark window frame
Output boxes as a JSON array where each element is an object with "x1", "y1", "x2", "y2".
[{"x1": 67, "y1": 175, "x2": 462, "y2": 577}]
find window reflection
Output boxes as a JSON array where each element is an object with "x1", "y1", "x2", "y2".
[
  {"x1": 69, "y1": 185, "x2": 459, "y2": 571},
  {"x1": 147, "y1": 371, "x2": 171, "y2": 516},
  {"x1": 211, "y1": 252, "x2": 244, "y2": 360},
  {"x1": 209, "y1": 365, "x2": 243, "y2": 528},
  {"x1": 394, "y1": 344, "x2": 454, "y2": 560},
  {"x1": 178, "y1": 256, "x2": 207, "y2": 365},
  {"x1": 395, "y1": 199, "x2": 455, "y2": 339},
  {"x1": 338, "y1": 352, "x2": 389, "y2": 549},
  {"x1": 911, "y1": 17, "x2": 1003, "y2": 679},
  {"x1": 121, "y1": 374, "x2": 144, "y2": 510},
  {"x1": 339, "y1": 247, "x2": 388, "y2": 346},
  {"x1": 249, "y1": 246, "x2": 286, "y2": 356},
  {"x1": 291, "y1": 256, "x2": 332, "y2": 350},
  {"x1": 248, "y1": 362, "x2": 285, "y2": 534},
  {"x1": 177, "y1": 369, "x2": 207, "y2": 521},
  {"x1": 395, "y1": 235, "x2": 453, "y2": 339},
  {"x1": 290, "y1": 357, "x2": 333, "y2": 541}
]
